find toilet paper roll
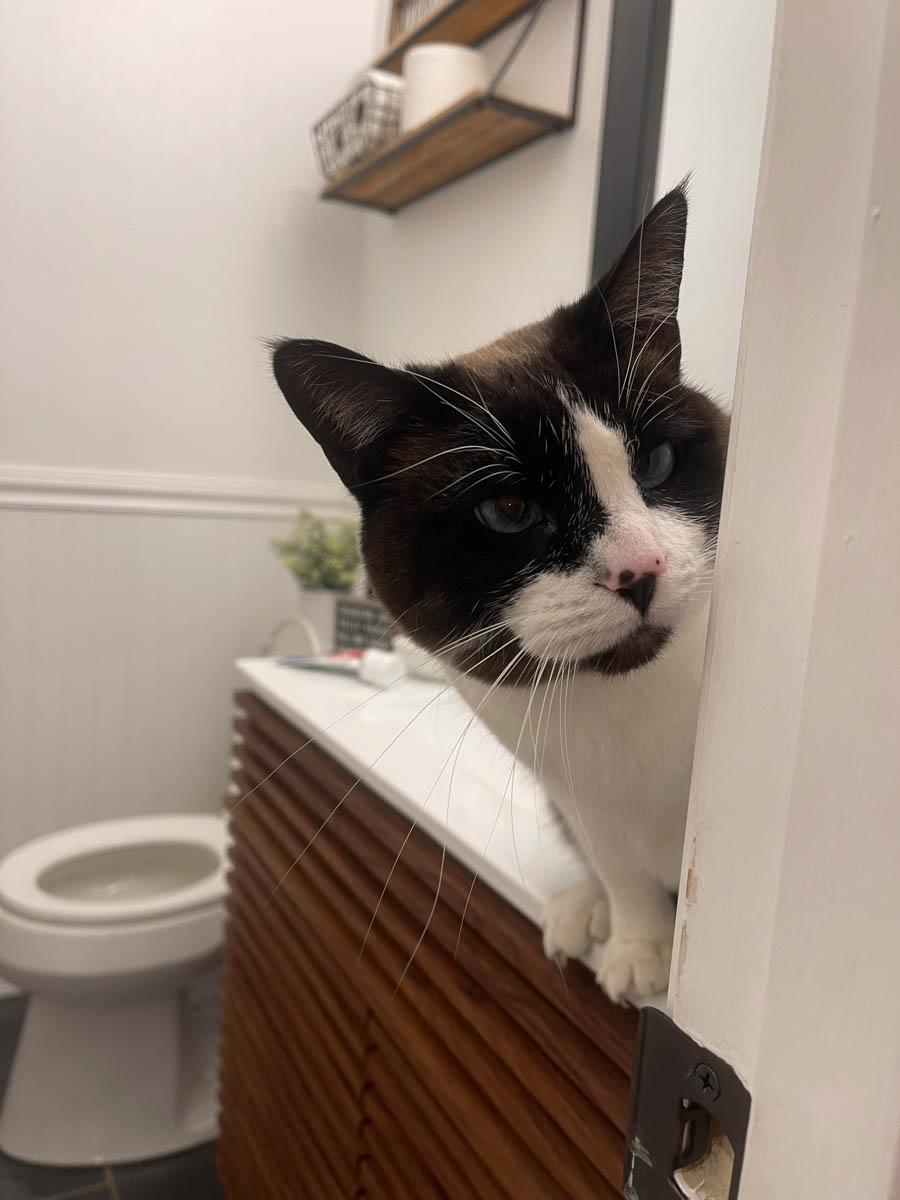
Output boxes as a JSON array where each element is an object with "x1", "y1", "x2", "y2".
[{"x1": 400, "y1": 43, "x2": 489, "y2": 133}]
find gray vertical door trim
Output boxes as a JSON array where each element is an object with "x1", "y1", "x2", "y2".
[{"x1": 590, "y1": 0, "x2": 673, "y2": 282}]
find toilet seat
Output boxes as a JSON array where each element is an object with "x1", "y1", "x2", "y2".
[{"x1": 0, "y1": 815, "x2": 229, "y2": 926}]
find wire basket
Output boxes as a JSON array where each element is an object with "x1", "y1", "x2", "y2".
[
  {"x1": 312, "y1": 71, "x2": 405, "y2": 181},
  {"x1": 392, "y1": 0, "x2": 445, "y2": 37}
]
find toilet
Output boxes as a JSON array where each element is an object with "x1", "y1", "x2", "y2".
[{"x1": 0, "y1": 813, "x2": 230, "y2": 1166}]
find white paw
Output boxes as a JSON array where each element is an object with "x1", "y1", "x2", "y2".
[
  {"x1": 589, "y1": 937, "x2": 672, "y2": 1004},
  {"x1": 541, "y1": 878, "x2": 610, "y2": 960}
]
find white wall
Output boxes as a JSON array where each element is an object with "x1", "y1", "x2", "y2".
[
  {"x1": 655, "y1": 0, "x2": 777, "y2": 403},
  {"x1": 0, "y1": 502, "x2": 301, "y2": 853},
  {"x1": 0, "y1": 0, "x2": 366, "y2": 866},
  {"x1": 672, "y1": 1, "x2": 900, "y2": 1193},
  {"x1": 0, "y1": 0, "x2": 374, "y2": 481},
  {"x1": 357, "y1": 0, "x2": 613, "y2": 362}
]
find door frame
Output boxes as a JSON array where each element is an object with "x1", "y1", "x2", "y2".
[
  {"x1": 669, "y1": 1, "x2": 900, "y2": 1195},
  {"x1": 590, "y1": 0, "x2": 672, "y2": 278}
]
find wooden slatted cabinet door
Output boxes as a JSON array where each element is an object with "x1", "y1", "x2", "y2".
[{"x1": 218, "y1": 692, "x2": 638, "y2": 1199}]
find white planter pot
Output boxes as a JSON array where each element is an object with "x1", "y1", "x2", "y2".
[{"x1": 296, "y1": 588, "x2": 343, "y2": 652}]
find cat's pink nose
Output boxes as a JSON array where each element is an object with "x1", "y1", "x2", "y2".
[{"x1": 598, "y1": 551, "x2": 667, "y2": 617}]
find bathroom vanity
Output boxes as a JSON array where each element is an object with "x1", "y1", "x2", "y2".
[{"x1": 217, "y1": 659, "x2": 637, "y2": 1199}]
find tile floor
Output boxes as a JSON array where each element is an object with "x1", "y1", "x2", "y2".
[{"x1": 0, "y1": 995, "x2": 226, "y2": 1200}]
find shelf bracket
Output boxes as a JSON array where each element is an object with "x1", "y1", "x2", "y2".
[
  {"x1": 484, "y1": 0, "x2": 586, "y2": 124},
  {"x1": 485, "y1": 0, "x2": 547, "y2": 98}
]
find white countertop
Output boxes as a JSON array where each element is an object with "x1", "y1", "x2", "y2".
[{"x1": 234, "y1": 657, "x2": 588, "y2": 931}]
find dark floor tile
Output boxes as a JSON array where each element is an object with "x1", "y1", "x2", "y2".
[
  {"x1": 113, "y1": 1142, "x2": 224, "y2": 1200},
  {"x1": 48, "y1": 1189, "x2": 109, "y2": 1200},
  {"x1": 0, "y1": 997, "x2": 110, "y2": 1199},
  {"x1": 0, "y1": 1151, "x2": 107, "y2": 1200},
  {"x1": 0, "y1": 994, "x2": 27, "y2": 1094},
  {"x1": 1, "y1": 1000, "x2": 221, "y2": 1198}
]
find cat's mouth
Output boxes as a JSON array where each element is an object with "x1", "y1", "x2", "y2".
[
  {"x1": 447, "y1": 622, "x2": 673, "y2": 685},
  {"x1": 578, "y1": 624, "x2": 672, "y2": 676}
]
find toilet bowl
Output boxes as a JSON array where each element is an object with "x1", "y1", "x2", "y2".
[{"x1": 0, "y1": 814, "x2": 230, "y2": 1166}]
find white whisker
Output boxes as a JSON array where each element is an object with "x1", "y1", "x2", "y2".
[
  {"x1": 430, "y1": 463, "x2": 520, "y2": 499},
  {"x1": 362, "y1": 443, "x2": 504, "y2": 486},
  {"x1": 390, "y1": 646, "x2": 528, "y2": 991},
  {"x1": 624, "y1": 302, "x2": 680, "y2": 418},
  {"x1": 265, "y1": 634, "x2": 521, "y2": 900}
]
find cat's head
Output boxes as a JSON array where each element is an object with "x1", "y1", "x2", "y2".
[{"x1": 273, "y1": 185, "x2": 729, "y2": 685}]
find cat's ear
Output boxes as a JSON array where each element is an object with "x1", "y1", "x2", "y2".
[
  {"x1": 570, "y1": 183, "x2": 688, "y2": 364},
  {"x1": 272, "y1": 339, "x2": 417, "y2": 492}
]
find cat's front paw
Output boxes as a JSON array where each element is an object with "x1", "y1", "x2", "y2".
[
  {"x1": 541, "y1": 878, "x2": 610, "y2": 960},
  {"x1": 590, "y1": 936, "x2": 672, "y2": 1004}
]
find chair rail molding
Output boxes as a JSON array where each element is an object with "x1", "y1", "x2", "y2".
[{"x1": 0, "y1": 464, "x2": 355, "y2": 521}]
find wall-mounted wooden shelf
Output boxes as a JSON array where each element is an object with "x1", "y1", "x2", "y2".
[
  {"x1": 322, "y1": 91, "x2": 569, "y2": 213},
  {"x1": 374, "y1": 0, "x2": 539, "y2": 74}
]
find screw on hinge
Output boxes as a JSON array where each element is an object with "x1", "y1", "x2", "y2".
[{"x1": 694, "y1": 1063, "x2": 721, "y2": 1100}]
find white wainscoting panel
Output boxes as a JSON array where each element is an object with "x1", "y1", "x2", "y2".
[{"x1": 0, "y1": 467, "x2": 354, "y2": 860}]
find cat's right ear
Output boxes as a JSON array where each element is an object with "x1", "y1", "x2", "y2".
[{"x1": 271, "y1": 339, "x2": 416, "y2": 493}]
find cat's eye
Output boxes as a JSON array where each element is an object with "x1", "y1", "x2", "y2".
[
  {"x1": 636, "y1": 441, "x2": 676, "y2": 489},
  {"x1": 476, "y1": 494, "x2": 543, "y2": 534}
]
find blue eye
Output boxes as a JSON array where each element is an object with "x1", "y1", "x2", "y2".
[
  {"x1": 636, "y1": 441, "x2": 676, "y2": 489},
  {"x1": 476, "y1": 495, "x2": 543, "y2": 533}
]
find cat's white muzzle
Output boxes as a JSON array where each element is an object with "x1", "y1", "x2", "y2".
[{"x1": 506, "y1": 512, "x2": 710, "y2": 665}]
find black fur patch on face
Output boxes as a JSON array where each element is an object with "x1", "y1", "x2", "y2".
[
  {"x1": 272, "y1": 185, "x2": 730, "y2": 684},
  {"x1": 354, "y1": 367, "x2": 594, "y2": 673},
  {"x1": 581, "y1": 626, "x2": 673, "y2": 676}
]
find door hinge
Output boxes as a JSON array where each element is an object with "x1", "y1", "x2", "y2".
[{"x1": 624, "y1": 1008, "x2": 751, "y2": 1199}]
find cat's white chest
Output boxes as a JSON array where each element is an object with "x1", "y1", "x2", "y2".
[{"x1": 450, "y1": 605, "x2": 709, "y2": 889}]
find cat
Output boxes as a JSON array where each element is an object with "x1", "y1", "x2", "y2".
[{"x1": 271, "y1": 184, "x2": 729, "y2": 1002}]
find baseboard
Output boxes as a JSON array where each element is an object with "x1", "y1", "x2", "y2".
[{"x1": 0, "y1": 465, "x2": 355, "y2": 521}]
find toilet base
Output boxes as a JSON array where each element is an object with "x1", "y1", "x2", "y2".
[{"x1": 0, "y1": 970, "x2": 220, "y2": 1166}]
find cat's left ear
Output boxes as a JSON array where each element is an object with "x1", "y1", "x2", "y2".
[
  {"x1": 567, "y1": 182, "x2": 688, "y2": 366},
  {"x1": 272, "y1": 339, "x2": 418, "y2": 493}
]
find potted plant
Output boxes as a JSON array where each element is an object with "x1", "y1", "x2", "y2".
[{"x1": 272, "y1": 509, "x2": 361, "y2": 650}]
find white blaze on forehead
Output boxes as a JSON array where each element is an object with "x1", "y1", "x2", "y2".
[
  {"x1": 572, "y1": 406, "x2": 642, "y2": 515},
  {"x1": 571, "y1": 405, "x2": 668, "y2": 581}
]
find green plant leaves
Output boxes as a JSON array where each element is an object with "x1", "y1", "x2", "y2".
[{"x1": 272, "y1": 509, "x2": 360, "y2": 592}]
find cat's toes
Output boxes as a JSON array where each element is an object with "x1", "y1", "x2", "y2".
[
  {"x1": 591, "y1": 937, "x2": 672, "y2": 1004},
  {"x1": 587, "y1": 902, "x2": 611, "y2": 943},
  {"x1": 541, "y1": 880, "x2": 610, "y2": 960}
]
